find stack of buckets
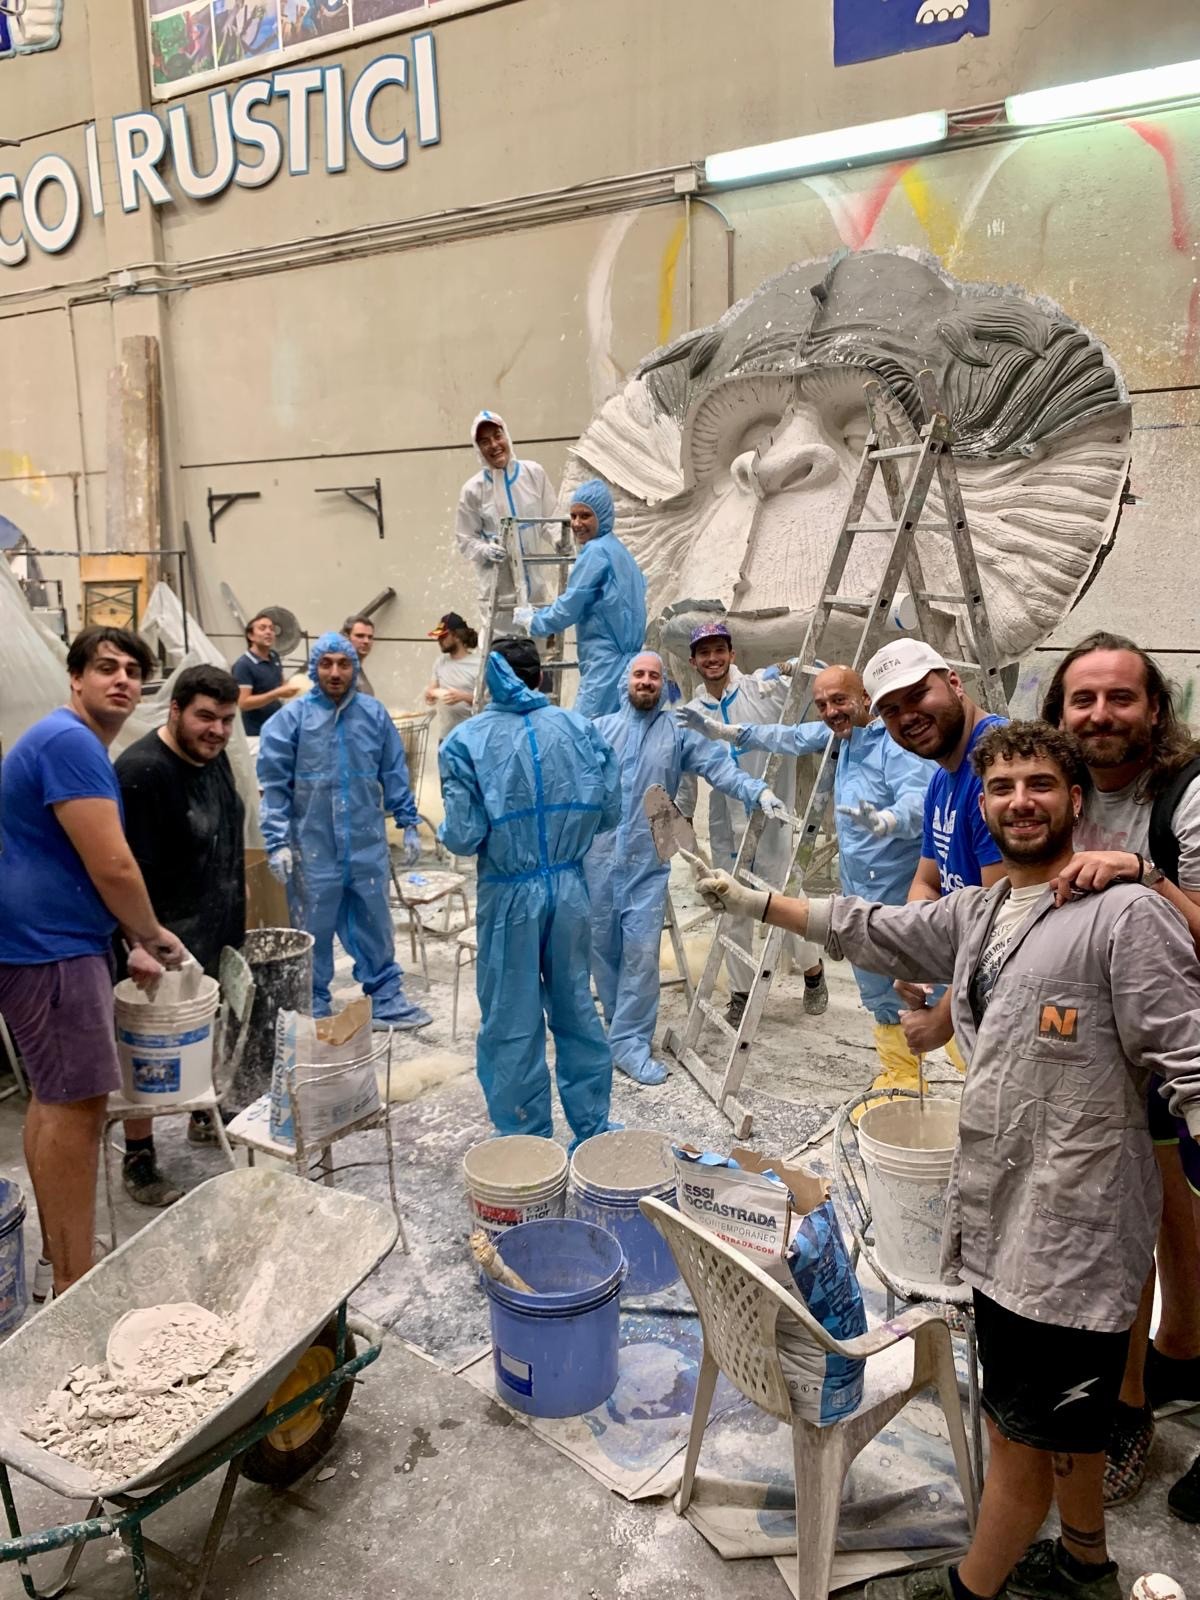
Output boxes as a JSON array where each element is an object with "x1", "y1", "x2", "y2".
[
  {"x1": 0, "y1": 1178, "x2": 26, "y2": 1334},
  {"x1": 463, "y1": 1129, "x2": 679, "y2": 1419}
]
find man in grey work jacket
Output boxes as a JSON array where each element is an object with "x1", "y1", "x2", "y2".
[{"x1": 697, "y1": 720, "x2": 1200, "y2": 1600}]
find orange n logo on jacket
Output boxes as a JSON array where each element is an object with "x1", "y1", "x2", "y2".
[{"x1": 1038, "y1": 1004, "x2": 1078, "y2": 1041}]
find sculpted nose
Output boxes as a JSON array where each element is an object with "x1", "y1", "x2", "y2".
[{"x1": 751, "y1": 410, "x2": 840, "y2": 495}]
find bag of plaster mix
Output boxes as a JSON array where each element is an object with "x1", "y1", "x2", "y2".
[
  {"x1": 673, "y1": 1145, "x2": 866, "y2": 1424},
  {"x1": 270, "y1": 998, "x2": 379, "y2": 1144}
]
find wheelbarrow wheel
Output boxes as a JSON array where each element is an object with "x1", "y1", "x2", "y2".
[{"x1": 242, "y1": 1318, "x2": 357, "y2": 1487}]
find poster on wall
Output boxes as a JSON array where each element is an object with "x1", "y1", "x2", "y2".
[
  {"x1": 147, "y1": 0, "x2": 448, "y2": 93},
  {"x1": 833, "y1": 0, "x2": 990, "y2": 67}
]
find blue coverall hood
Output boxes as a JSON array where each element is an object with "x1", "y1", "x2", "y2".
[
  {"x1": 485, "y1": 650, "x2": 549, "y2": 712},
  {"x1": 569, "y1": 479, "x2": 615, "y2": 539},
  {"x1": 307, "y1": 630, "x2": 360, "y2": 697}
]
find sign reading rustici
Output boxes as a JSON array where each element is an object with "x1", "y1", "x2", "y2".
[{"x1": 0, "y1": 33, "x2": 440, "y2": 266}]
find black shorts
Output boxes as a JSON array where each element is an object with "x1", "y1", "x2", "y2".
[{"x1": 973, "y1": 1290, "x2": 1131, "y2": 1454}]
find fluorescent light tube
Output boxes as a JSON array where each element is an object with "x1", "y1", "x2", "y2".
[
  {"x1": 1006, "y1": 59, "x2": 1200, "y2": 126},
  {"x1": 704, "y1": 110, "x2": 948, "y2": 186}
]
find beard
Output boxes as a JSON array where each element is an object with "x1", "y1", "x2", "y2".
[
  {"x1": 628, "y1": 688, "x2": 659, "y2": 712},
  {"x1": 988, "y1": 809, "x2": 1076, "y2": 865},
  {"x1": 1076, "y1": 724, "x2": 1152, "y2": 770},
  {"x1": 897, "y1": 698, "x2": 966, "y2": 760}
]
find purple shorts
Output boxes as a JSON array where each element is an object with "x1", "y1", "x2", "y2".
[{"x1": 0, "y1": 955, "x2": 121, "y2": 1105}]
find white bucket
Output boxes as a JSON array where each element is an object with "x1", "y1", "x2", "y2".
[
  {"x1": 856, "y1": 1098, "x2": 959, "y2": 1288},
  {"x1": 463, "y1": 1135, "x2": 568, "y2": 1246},
  {"x1": 114, "y1": 974, "x2": 221, "y2": 1107}
]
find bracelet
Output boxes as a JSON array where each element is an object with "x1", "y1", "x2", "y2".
[
  {"x1": 1132, "y1": 853, "x2": 1147, "y2": 885},
  {"x1": 762, "y1": 892, "x2": 773, "y2": 922}
]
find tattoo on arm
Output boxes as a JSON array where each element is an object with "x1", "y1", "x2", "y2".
[{"x1": 1059, "y1": 1519, "x2": 1107, "y2": 1549}]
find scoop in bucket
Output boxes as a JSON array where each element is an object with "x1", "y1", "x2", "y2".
[{"x1": 643, "y1": 784, "x2": 710, "y2": 878}]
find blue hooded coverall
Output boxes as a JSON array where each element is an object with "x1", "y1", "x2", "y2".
[
  {"x1": 438, "y1": 653, "x2": 622, "y2": 1142},
  {"x1": 526, "y1": 479, "x2": 647, "y2": 721},
  {"x1": 258, "y1": 632, "x2": 422, "y2": 1018},
  {"x1": 586, "y1": 661, "x2": 765, "y2": 1084},
  {"x1": 738, "y1": 718, "x2": 932, "y2": 1022}
]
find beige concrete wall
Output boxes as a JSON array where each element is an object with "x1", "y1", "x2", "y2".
[{"x1": 1, "y1": 0, "x2": 1199, "y2": 708}]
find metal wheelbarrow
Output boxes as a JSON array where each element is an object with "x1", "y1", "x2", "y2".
[{"x1": 0, "y1": 1168, "x2": 398, "y2": 1599}]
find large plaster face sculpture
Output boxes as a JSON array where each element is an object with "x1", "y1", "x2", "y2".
[{"x1": 564, "y1": 250, "x2": 1132, "y2": 668}]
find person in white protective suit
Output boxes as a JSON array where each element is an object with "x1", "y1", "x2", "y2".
[
  {"x1": 586, "y1": 652, "x2": 783, "y2": 1085},
  {"x1": 681, "y1": 663, "x2": 936, "y2": 1088},
  {"x1": 454, "y1": 410, "x2": 559, "y2": 637},
  {"x1": 678, "y1": 622, "x2": 826, "y2": 1025}
]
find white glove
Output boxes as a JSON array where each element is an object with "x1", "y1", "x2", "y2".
[
  {"x1": 676, "y1": 706, "x2": 741, "y2": 743},
  {"x1": 268, "y1": 847, "x2": 293, "y2": 883},
  {"x1": 837, "y1": 801, "x2": 897, "y2": 838},
  {"x1": 512, "y1": 605, "x2": 535, "y2": 632},
  {"x1": 481, "y1": 541, "x2": 507, "y2": 564},
  {"x1": 696, "y1": 870, "x2": 770, "y2": 921},
  {"x1": 758, "y1": 788, "x2": 789, "y2": 822},
  {"x1": 401, "y1": 825, "x2": 421, "y2": 867}
]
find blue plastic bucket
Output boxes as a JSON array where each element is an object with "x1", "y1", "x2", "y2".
[
  {"x1": 0, "y1": 1178, "x2": 28, "y2": 1334},
  {"x1": 570, "y1": 1129, "x2": 679, "y2": 1296},
  {"x1": 485, "y1": 1218, "x2": 626, "y2": 1418}
]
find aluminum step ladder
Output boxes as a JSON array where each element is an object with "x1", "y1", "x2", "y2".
[
  {"x1": 663, "y1": 370, "x2": 1009, "y2": 1135},
  {"x1": 472, "y1": 516, "x2": 578, "y2": 710}
]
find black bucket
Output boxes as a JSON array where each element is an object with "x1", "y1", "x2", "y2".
[{"x1": 230, "y1": 928, "x2": 315, "y2": 1111}]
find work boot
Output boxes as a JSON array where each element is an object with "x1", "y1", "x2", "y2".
[
  {"x1": 1168, "y1": 1449, "x2": 1200, "y2": 1521},
  {"x1": 863, "y1": 1563, "x2": 956, "y2": 1597},
  {"x1": 1103, "y1": 1399, "x2": 1154, "y2": 1506},
  {"x1": 802, "y1": 964, "x2": 828, "y2": 1015},
  {"x1": 371, "y1": 991, "x2": 432, "y2": 1031},
  {"x1": 1006, "y1": 1538, "x2": 1121, "y2": 1599},
  {"x1": 724, "y1": 991, "x2": 748, "y2": 1027},
  {"x1": 32, "y1": 1256, "x2": 53, "y2": 1304},
  {"x1": 122, "y1": 1149, "x2": 183, "y2": 1208},
  {"x1": 614, "y1": 1057, "x2": 668, "y2": 1086},
  {"x1": 1145, "y1": 1343, "x2": 1200, "y2": 1412}
]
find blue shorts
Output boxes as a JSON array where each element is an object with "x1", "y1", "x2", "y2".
[{"x1": 1147, "y1": 1075, "x2": 1200, "y2": 1196}]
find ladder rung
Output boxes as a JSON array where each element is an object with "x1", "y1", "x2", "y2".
[
  {"x1": 716, "y1": 932, "x2": 746, "y2": 960},
  {"x1": 918, "y1": 592, "x2": 971, "y2": 605},
  {"x1": 739, "y1": 869, "x2": 773, "y2": 892},
  {"x1": 845, "y1": 522, "x2": 899, "y2": 534},
  {"x1": 519, "y1": 555, "x2": 576, "y2": 565},
  {"x1": 535, "y1": 661, "x2": 578, "y2": 672},
  {"x1": 697, "y1": 998, "x2": 737, "y2": 1039},
  {"x1": 869, "y1": 444, "x2": 923, "y2": 460},
  {"x1": 822, "y1": 595, "x2": 870, "y2": 615}
]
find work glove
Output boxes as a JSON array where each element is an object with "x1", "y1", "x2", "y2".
[
  {"x1": 758, "y1": 788, "x2": 789, "y2": 822},
  {"x1": 696, "y1": 870, "x2": 770, "y2": 921},
  {"x1": 481, "y1": 541, "x2": 507, "y2": 564},
  {"x1": 676, "y1": 705, "x2": 741, "y2": 743},
  {"x1": 511, "y1": 605, "x2": 535, "y2": 633},
  {"x1": 401, "y1": 825, "x2": 421, "y2": 867},
  {"x1": 837, "y1": 800, "x2": 897, "y2": 838},
  {"x1": 268, "y1": 847, "x2": 293, "y2": 883},
  {"x1": 761, "y1": 659, "x2": 796, "y2": 682}
]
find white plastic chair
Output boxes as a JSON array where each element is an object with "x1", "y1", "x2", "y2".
[
  {"x1": 639, "y1": 1195, "x2": 977, "y2": 1599},
  {"x1": 102, "y1": 947, "x2": 255, "y2": 1247}
]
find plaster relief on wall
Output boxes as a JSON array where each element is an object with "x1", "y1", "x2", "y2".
[{"x1": 564, "y1": 249, "x2": 1133, "y2": 669}]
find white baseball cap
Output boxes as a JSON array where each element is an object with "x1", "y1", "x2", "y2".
[{"x1": 863, "y1": 638, "x2": 950, "y2": 711}]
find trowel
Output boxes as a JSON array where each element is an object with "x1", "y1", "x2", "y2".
[{"x1": 643, "y1": 785, "x2": 711, "y2": 881}]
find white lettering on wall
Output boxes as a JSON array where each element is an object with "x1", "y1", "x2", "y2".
[{"x1": 348, "y1": 55, "x2": 409, "y2": 171}]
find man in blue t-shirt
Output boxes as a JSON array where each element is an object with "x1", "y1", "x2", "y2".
[
  {"x1": 0, "y1": 627, "x2": 186, "y2": 1298},
  {"x1": 864, "y1": 639, "x2": 1007, "y2": 1061}
]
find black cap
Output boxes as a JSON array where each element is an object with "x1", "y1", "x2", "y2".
[
  {"x1": 428, "y1": 611, "x2": 469, "y2": 638},
  {"x1": 492, "y1": 635, "x2": 542, "y2": 689}
]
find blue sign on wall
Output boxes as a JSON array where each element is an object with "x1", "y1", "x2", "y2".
[{"x1": 834, "y1": 0, "x2": 990, "y2": 67}]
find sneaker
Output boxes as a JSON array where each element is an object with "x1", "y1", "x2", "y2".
[
  {"x1": 32, "y1": 1256, "x2": 53, "y2": 1304},
  {"x1": 187, "y1": 1111, "x2": 220, "y2": 1146},
  {"x1": 1167, "y1": 1450, "x2": 1200, "y2": 1522},
  {"x1": 1144, "y1": 1343, "x2": 1200, "y2": 1412},
  {"x1": 864, "y1": 1563, "x2": 956, "y2": 1598},
  {"x1": 1103, "y1": 1399, "x2": 1154, "y2": 1506},
  {"x1": 724, "y1": 992, "x2": 748, "y2": 1027},
  {"x1": 1006, "y1": 1538, "x2": 1120, "y2": 1599},
  {"x1": 122, "y1": 1148, "x2": 183, "y2": 1208},
  {"x1": 803, "y1": 967, "x2": 829, "y2": 1015}
]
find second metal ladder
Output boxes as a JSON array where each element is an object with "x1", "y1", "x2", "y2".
[{"x1": 472, "y1": 516, "x2": 577, "y2": 710}]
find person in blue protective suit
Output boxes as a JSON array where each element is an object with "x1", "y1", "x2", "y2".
[
  {"x1": 438, "y1": 637, "x2": 623, "y2": 1145},
  {"x1": 258, "y1": 632, "x2": 431, "y2": 1029},
  {"x1": 512, "y1": 479, "x2": 647, "y2": 721},
  {"x1": 680, "y1": 663, "x2": 934, "y2": 1089},
  {"x1": 586, "y1": 651, "x2": 782, "y2": 1086}
]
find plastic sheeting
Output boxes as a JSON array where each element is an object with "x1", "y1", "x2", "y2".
[{"x1": 0, "y1": 552, "x2": 67, "y2": 753}]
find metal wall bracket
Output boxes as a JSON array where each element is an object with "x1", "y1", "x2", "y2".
[
  {"x1": 315, "y1": 478, "x2": 384, "y2": 540},
  {"x1": 207, "y1": 489, "x2": 261, "y2": 543}
]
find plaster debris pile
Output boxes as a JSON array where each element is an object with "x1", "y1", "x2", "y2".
[{"x1": 22, "y1": 1303, "x2": 256, "y2": 1483}]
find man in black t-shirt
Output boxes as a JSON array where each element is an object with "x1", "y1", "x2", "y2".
[{"x1": 115, "y1": 664, "x2": 246, "y2": 1206}]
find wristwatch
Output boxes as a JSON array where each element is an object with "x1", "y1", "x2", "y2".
[{"x1": 1135, "y1": 854, "x2": 1165, "y2": 887}]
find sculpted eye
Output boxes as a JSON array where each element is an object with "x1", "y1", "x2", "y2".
[{"x1": 683, "y1": 376, "x2": 796, "y2": 485}]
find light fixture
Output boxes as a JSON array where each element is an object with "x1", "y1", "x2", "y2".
[
  {"x1": 1006, "y1": 59, "x2": 1200, "y2": 126},
  {"x1": 704, "y1": 110, "x2": 948, "y2": 187}
]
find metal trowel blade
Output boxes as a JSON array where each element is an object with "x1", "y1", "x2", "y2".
[{"x1": 643, "y1": 784, "x2": 709, "y2": 868}]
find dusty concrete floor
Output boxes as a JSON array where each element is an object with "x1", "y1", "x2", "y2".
[{"x1": 1, "y1": 844, "x2": 1197, "y2": 1598}]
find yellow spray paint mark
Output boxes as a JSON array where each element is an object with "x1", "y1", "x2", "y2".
[
  {"x1": 657, "y1": 217, "x2": 687, "y2": 346},
  {"x1": 0, "y1": 450, "x2": 52, "y2": 505},
  {"x1": 899, "y1": 168, "x2": 960, "y2": 263}
]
